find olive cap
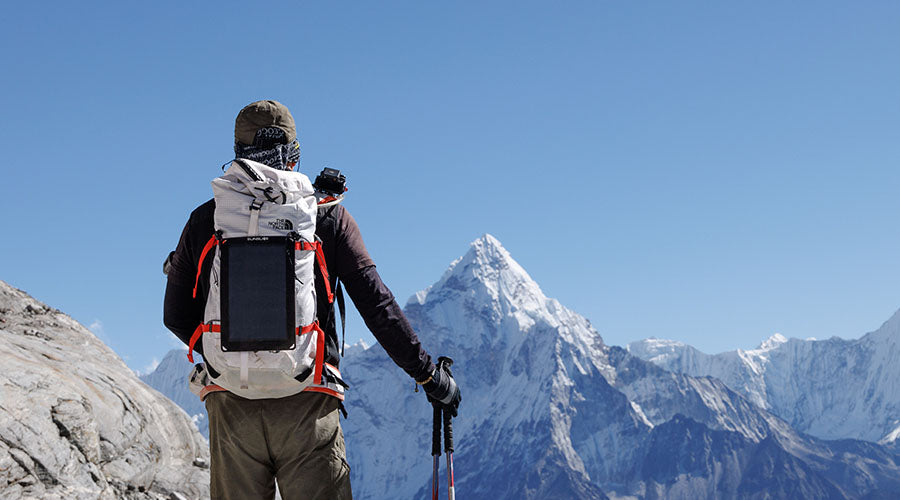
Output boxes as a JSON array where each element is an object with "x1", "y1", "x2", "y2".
[{"x1": 234, "y1": 100, "x2": 297, "y2": 145}]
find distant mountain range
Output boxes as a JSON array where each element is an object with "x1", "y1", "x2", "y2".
[
  {"x1": 142, "y1": 235, "x2": 900, "y2": 499},
  {"x1": 628, "y1": 308, "x2": 900, "y2": 445},
  {"x1": 139, "y1": 348, "x2": 208, "y2": 439}
]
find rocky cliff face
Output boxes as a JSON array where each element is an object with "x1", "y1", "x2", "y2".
[
  {"x1": 0, "y1": 280, "x2": 209, "y2": 499},
  {"x1": 628, "y1": 310, "x2": 900, "y2": 444}
]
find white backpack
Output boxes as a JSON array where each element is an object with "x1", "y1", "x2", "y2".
[{"x1": 187, "y1": 159, "x2": 339, "y2": 399}]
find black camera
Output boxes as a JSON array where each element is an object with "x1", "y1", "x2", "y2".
[{"x1": 313, "y1": 167, "x2": 347, "y2": 196}]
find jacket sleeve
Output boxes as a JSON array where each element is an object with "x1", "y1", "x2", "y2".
[
  {"x1": 163, "y1": 214, "x2": 207, "y2": 356},
  {"x1": 342, "y1": 266, "x2": 435, "y2": 381},
  {"x1": 334, "y1": 209, "x2": 436, "y2": 381}
]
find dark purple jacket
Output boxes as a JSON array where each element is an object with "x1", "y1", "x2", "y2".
[{"x1": 163, "y1": 199, "x2": 435, "y2": 382}]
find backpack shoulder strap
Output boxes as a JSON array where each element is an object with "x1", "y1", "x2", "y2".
[{"x1": 316, "y1": 205, "x2": 347, "y2": 355}]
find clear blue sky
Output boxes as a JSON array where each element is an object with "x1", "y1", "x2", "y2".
[{"x1": 2, "y1": 2, "x2": 899, "y2": 373}]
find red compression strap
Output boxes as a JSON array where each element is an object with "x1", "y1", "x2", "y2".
[
  {"x1": 313, "y1": 243, "x2": 334, "y2": 303},
  {"x1": 297, "y1": 322, "x2": 321, "y2": 335},
  {"x1": 314, "y1": 321, "x2": 325, "y2": 385},
  {"x1": 295, "y1": 241, "x2": 334, "y2": 303},
  {"x1": 187, "y1": 325, "x2": 203, "y2": 363},
  {"x1": 296, "y1": 321, "x2": 326, "y2": 384},
  {"x1": 303, "y1": 386, "x2": 344, "y2": 400},
  {"x1": 193, "y1": 235, "x2": 219, "y2": 298},
  {"x1": 187, "y1": 323, "x2": 220, "y2": 363}
]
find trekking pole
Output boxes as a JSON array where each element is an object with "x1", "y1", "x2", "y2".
[
  {"x1": 432, "y1": 403, "x2": 442, "y2": 500},
  {"x1": 443, "y1": 405, "x2": 455, "y2": 500},
  {"x1": 436, "y1": 356, "x2": 456, "y2": 500}
]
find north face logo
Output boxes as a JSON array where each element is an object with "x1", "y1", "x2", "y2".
[{"x1": 268, "y1": 218, "x2": 294, "y2": 230}]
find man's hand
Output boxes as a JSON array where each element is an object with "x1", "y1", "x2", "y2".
[{"x1": 422, "y1": 357, "x2": 461, "y2": 417}]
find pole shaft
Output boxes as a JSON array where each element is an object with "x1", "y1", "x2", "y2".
[
  {"x1": 432, "y1": 404, "x2": 441, "y2": 499},
  {"x1": 432, "y1": 455, "x2": 440, "y2": 500},
  {"x1": 443, "y1": 407, "x2": 455, "y2": 499},
  {"x1": 446, "y1": 451, "x2": 455, "y2": 500}
]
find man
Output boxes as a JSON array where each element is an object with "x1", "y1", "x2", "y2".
[{"x1": 163, "y1": 100, "x2": 460, "y2": 499}]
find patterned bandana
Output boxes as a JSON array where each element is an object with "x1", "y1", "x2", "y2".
[{"x1": 234, "y1": 127, "x2": 301, "y2": 171}]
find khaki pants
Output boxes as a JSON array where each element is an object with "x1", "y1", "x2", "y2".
[{"x1": 206, "y1": 391, "x2": 352, "y2": 500}]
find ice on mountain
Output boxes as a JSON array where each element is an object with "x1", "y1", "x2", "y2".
[
  {"x1": 631, "y1": 307, "x2": 900, "y2": 443},
  {"x1": 756, "y1": 333, "x2": 787, "y2": 351}
]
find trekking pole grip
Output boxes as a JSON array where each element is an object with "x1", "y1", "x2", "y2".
[
  {"x1": 443, "y1": 407, "x2": 454, "y2": 453},
  {"x1": 437, "y1": 356, "x2": 454, "y2": 374},
  {"x1": 432, "y1": 404, "x2": 442, "y2": 457}
]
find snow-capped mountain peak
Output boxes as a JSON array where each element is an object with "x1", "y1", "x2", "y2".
[
  {"x1": 406, "y1": 233, "x2": 587, "y2": 356},
  {"x1": 346, "y1": 236, "x2": 900, "y2": 498},
  {"x1": 756, "y1": 333, "x2": 788, "y2": 351},
  {"x1": 411, "y1": 233, "x2": 544, "y2": 310}
]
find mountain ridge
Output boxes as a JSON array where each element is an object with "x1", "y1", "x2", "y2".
[
  {"x1": 342, "y1": 235, "x2": 900, "y2": 499},
  {"x1": 629, "y1": 305, "x2": 900, "y2": 444},
  {"x1": 142, "y1": 234, "x2": 900, "y2": 498}
]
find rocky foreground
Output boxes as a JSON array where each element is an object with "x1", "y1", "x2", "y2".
[{"x1": 0, "y1": 280, "x2": 209, "y2": 499}]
